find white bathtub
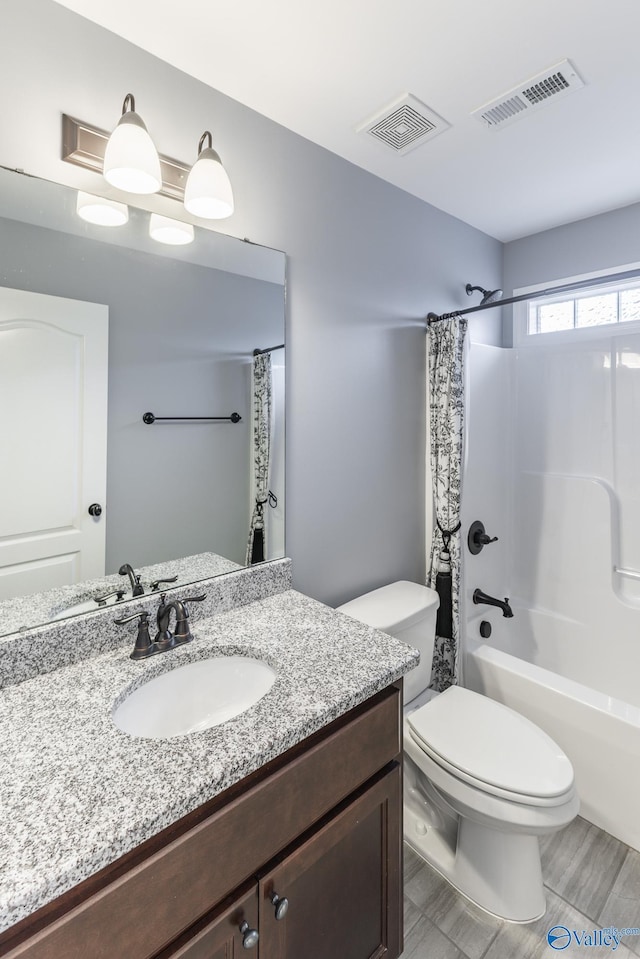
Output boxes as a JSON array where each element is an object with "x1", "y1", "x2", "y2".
[{"x1": 465, "y1": 607, "x2": 640, "y2": 853}]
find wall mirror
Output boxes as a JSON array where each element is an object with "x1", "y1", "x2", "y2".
[{"x1": 0, "y1": 164, "x2": 285, "y2": 637}]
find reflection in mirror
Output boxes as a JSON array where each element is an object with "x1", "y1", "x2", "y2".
[{"x1": 0, "y1": 166, "x2": 285, "y2": 638}]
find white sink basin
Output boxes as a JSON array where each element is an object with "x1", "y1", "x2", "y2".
[
  {"x1": 51, "y1": 600, "x2": 98, "y2": 621},
  {"x1": 112, "y1": 656, "x2": 277, "y2": 739}
]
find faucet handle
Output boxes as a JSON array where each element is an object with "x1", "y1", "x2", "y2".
[
  {"x1": 478, "y1": 532, "x2": 498, "y2": 546},
  {"x1": 94, "y1": 587, "x2": 126, "y2": 606},
  {"x1": 468, "y1": 520, "x2": 499, "y2": 555},
  {"x1": 114, "y1": 608, "x2": 148, "y2": 625},
  {"x1": 150, "y1": 575, "x2": 179, "y2": 591},
  {"x1": 172, "y1": 594, "x2": 206, "y2": 645},
  {"x1": 114, "y1": 610, "x2": 154, "y2": 660}
]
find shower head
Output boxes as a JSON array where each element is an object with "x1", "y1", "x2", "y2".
[{"x1": 465, "y1": 283, "x2": 504, "y2": 305}]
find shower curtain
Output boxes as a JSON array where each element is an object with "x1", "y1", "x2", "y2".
[
  {"x1": 246, "y1": 352, "x2": 273, "y2": 565},
  {"x1": 427, "y1": 317, "x2": 468, "y2": 690}
]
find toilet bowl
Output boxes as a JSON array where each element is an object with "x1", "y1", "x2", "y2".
[
  {"x1": 337, "y1": 581, "x2": 579, "y2": 923},
  {"x1": 404, "y1": 685, "x2": 579, "y2": 920}
]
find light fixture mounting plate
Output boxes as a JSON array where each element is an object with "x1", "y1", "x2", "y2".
[{"x1": 62, "y1": 114, "x2": 189, "y2": 201}]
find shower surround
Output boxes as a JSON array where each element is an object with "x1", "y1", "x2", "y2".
[{"x1": 462, "y1": 340, "x2": 640, "y2": 852}]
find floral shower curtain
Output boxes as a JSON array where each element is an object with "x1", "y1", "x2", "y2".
[
  {"x1": 246, "y1": 352, "x2": 273, "y2": 565},
  {"x1": 427, "y1": 316, "x2": 468, "y2": 690}
]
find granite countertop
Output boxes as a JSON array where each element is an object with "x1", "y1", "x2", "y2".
[
  {"x1": 0, "y1": 588, "x2": 419, "y2": 933},
  {"x1": 0, "y1": 551, "x2": 243, "y2": 637}
]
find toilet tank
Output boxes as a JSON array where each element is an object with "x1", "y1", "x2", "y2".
[{"x1": 336, "y1": 581, "x2": 439, "y2": 704}]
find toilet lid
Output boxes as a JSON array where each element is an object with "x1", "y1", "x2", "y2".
[{"x1": 407, "y1": 686, "x2": 574, "y2": 800}]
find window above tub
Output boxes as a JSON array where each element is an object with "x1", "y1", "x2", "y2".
[{"x1": 513, "y1": 263, "x2": 640, "y2": 347}]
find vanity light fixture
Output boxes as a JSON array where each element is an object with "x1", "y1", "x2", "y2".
[
  {"x1": 76, "y1": 190, "x2": 129, "y2": 226},
  {"x1": 184, "y1": 131, "x2": 234, "y2": 219},
  {"x1": 103, "y1": 94, "x2": 162, "y2": 195},
  {"x1": 149, "y1": 213, "x2": 195, "y2": 245}
]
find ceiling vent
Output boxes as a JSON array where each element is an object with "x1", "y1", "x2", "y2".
[
  {"x1": 357, "y1": 94, "x2": 450, "y2": 155},
  {"x1": 471, "y1": 59, "x2": 585, "y2": 130}
]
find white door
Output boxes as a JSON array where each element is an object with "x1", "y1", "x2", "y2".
[{"x1": 0, "y1": 287, "x2": 109, "y2": 600}]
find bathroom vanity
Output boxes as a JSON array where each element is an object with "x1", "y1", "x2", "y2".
[{"x1": 0, "y1": 562, "x2": 418, "y2": 959}]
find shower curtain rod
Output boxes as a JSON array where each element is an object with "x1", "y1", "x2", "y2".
[
  {"x1": 253, "y1": 343, "x2": 285, "y2": 355},
  {"x1": 426, "y1": 268, "x2": 640, "y2": 324}
]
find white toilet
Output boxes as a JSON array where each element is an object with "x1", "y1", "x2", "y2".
[{"x1": 337, "y1": 581, "x2": 579, "y2": 923}]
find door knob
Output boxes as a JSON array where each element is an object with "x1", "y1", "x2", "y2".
[
  {"x1": 271, "y1": 891, "x2": 289, "y2": 920},
  {"x1": 239, "y1": 920, "x2": 259, "y2": 949},
  {"x1": 88, "y1": 503, "x2": 102, "y2": 517}
]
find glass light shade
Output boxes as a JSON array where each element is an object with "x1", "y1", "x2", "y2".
[
  {"x1": 76, "y1": 191, "x2": 129, "y2": 226},
  {"x1": 149, "y1": 214, "x2": 195, "y2": 246},
  {"x1": 103, "y1": 111, "x2": 162, "y2": 195},
  {"x1": 184, "y1": 147, "x2": 234, "y2": 219}
]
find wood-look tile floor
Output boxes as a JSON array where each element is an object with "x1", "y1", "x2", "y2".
[{"x1": 401, "y1": 817, "x2": 640, "y2": 959}]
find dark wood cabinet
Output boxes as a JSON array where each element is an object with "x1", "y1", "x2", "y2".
[
  {"x1": 155, "y1": 886, "x2": 259, "y2": 959},
  {"x1": 258, "y1": 766, "x2": 401, "y2": 959},
  {"x1": 0, "y1": 685, "x2": 402, "y2": 959}
]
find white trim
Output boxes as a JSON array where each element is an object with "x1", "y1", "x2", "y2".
[{"x1": 513, "y1": 260, "x2": 640, "y2": 348}]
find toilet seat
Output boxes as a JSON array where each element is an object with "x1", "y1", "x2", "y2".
[{"x1": 407, "y1": 686, "x2": 575, "y2": 807}]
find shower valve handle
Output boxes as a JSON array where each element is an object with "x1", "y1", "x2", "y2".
[
  {"x1": 478, "y1": 532, "x2": 498, "y2": 546},
  {"x1": 468, "y1": 520, "x2": 499, "y2": 555}
]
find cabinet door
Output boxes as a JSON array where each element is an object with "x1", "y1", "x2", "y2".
[
  {"x1": 258, "y1": 765, "x2": 401, "y2": 959},
  {"x1": 155, "y1": 885, "x2": 260, "y2": 959}
]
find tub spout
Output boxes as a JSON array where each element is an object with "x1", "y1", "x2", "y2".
[{"x1": 473, "y1": 589, "x2": 513, "y2": 618}]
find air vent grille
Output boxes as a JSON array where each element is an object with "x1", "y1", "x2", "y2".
[
  {"x1": 472, "y1": 60, "x2": 584, "y2": 130},
  {"x1": 481, "y1": 95, "x2": 528, "y2": 126},
  {"x1": 522, "y1": 70, "x2": 571, "y2": 105},
  {"x1": 358, "y1": 94, "x2": 450, "y2": 155},
  {"x1": 369, "y1": 105, "x2": 436, "y2": 151}
]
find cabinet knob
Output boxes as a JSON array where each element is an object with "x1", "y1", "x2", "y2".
[
  {"x1": 239, "y1": 920, "x2": 259, "y2": 949},
  {"x1": 271, "y1": 891, "x2": 289, "y2": 920},
  {"x1": 88, "y1": 503, "x2": 102, "y2": 517}
]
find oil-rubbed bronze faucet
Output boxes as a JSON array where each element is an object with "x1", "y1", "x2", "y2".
[
  {"x1": 472, "y1": 589, "x2": 513, "y2": 618},
  {"x1": 118, "y1": 563, "x2": 145, "y2": 597},
  {"x1": 154, "y1": 592, "x2": 205, "y2": 648},
  {"x1": 115, "y1": 593, "x2": 206, "y2": 660}
]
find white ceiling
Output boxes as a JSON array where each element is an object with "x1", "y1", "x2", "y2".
[{"x1": 53, "y1": 0, "x2": 640, "y2": 242}]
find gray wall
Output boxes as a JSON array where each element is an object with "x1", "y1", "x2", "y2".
[
  {"x1": 503, "y1": 201, "x2": 640, "y2": 346},
  {"x1": 0, "y1": 214, "x2": 283, "y2": 570},
  {"x1": 3, "y1": 0, "x2": 503, "y2": 606}
]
